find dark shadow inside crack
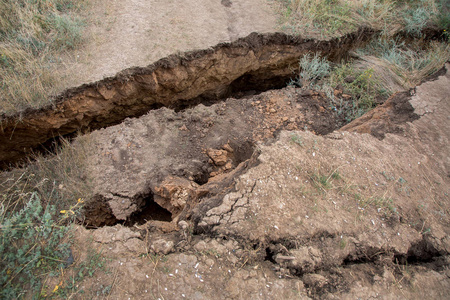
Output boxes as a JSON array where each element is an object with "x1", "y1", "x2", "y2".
[
  {"x1": 84, "y1": 192, "x2": 172, "y2": 228},
  {"x1": 124, "y1": 194, "x2": 172, "y2": 226}
]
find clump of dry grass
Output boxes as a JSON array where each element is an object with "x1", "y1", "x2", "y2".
[
  {"x1": 274, "y1": 0, "x2": 443, "y2": 38},
  {"x1": 356, "y1": 39, "x2": 450, "y2": 90},
  {"x1": 0, "y1": 0, "x2": 87, "y2": 115},
  {"x1": 0, "y1": 135, "x2": 93, "y2": 219}
]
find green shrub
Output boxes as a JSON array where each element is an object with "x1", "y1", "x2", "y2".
[
  {"x1": 295, "y1": 53, "x2": 331, "y2": 88},
  {"x1": 0, "y1": 192, "x2": 72, "y2": 298},
  {"x1": 403, "y1": 6, "x2": 434, "y2": 36},
  {"x1": 328, "y1": 63, "x2": 379, "y2": 122}
]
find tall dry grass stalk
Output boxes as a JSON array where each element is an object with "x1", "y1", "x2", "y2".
[
  {"x1": 356, "y1": 40, "x2": 450, "y2": 91},
  {"x1": 0, "y1": 134, "x2": 93, "y2": 219}
]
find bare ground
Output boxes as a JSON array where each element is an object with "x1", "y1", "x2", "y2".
[
  {"x1": 46, "y1": 63, "x2": 450, "y2": 299},
  {"x1": 62, "y1": 0, "x2": 278, "y2": 87}
]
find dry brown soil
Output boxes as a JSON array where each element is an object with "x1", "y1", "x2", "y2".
[{"x1": 46, "y1": 63, "x2": 450, "y2": 299}]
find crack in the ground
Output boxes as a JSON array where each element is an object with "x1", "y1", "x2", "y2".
[{"x1": 1, "y1": 28, "x2": 381, "y2": 168}]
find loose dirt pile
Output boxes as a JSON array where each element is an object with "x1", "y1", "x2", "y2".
[{"x1": 57, "y1": 63, "x2": 450, "y2": 299}]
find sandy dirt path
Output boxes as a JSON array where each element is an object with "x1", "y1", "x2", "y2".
[{"x1": 63, "y1": 0, "x2": 278, "y2": 87}]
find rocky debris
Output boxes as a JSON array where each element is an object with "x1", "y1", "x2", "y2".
[
  {"x1": 92, "y1": 224, "x2": 141, "y2": 243},
  {"x1": 302, "y1": 274, "x2": 328, "y2": 289},
  {"x1": 82, "y1": 85, "x2": 341, "y2": 227},
  {"x1": 206, "y1": 144, "x2": 236, "y2": 177},
  {"x1": 153, "y1": 176, "x2": 206, "y2": 217},
  {"x1": 207, "y1": 149, "x2": 229, "y2": 166}
]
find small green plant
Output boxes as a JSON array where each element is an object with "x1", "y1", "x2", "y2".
[
  {"x1": 55, "y1": 248, "x2": 107, "y2": 297},
  {"x1": 331, "y1": 170, "x2": 341, "y2": 180},
  {"x1": 339, "y1": 238, "x2": 347, "y2": 249},
  {"x1": 295, "y1": 53, "x2": 331, "y2": 88},
  {"x1": 358, "y1": 195, "x2": 397, "y2": 216},
  {"x1": 310, "y1": 169, "x2": 341, "y2": 192},
  {"x1": 325, "y1": 63, "x2": 380, "y2": 122},
  {"x1": 290, "y1": 134, "x2": 304, "y2": 146},
  {"x1": 381, "y1": 171, "x2": 395, "y2": 181},
  {"x1": 0, "y1": 192, "x2": 72, "y2": 298},
  {"x1": 206, "y1": 248, "x2": 221, "y2": 258},
  {"x1": 403, "y1": 6, "x2": 434, "y2": 36}
]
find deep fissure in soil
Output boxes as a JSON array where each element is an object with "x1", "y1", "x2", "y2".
[{"x1": 1, "y1": 28, "x2": 380, "y2": 168}]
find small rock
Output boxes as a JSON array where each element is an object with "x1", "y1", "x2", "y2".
[
  {"x1": 205, "y1": 258, "x2": 215, "y2": 267},
  {"x1": 269, "y1": 108, "x2": 277, "y2": 113},
  {"x1": 302, "y1": 274, "x2": 328, "y2": 288},
  {"x1": 151, "y1": 239, "x2": 174, "y2": 255},
  {"x1": 224, "y1": 161, "x2": 233, "y2": 170},
  {"x1": 222, "y1": 143, "x2": 234, "y2": 153},
  {"x1": 301, "y1": 90, "x2": 312, "y2": 97},
  {"x1": 179, "y1": 124, "x2": 188, "y2": 131},
  {"x1": 178, "y1": 220, "x2": 189, "y2": 230},
  {"x1": 228, "y1": 254, "x2": 239, "y2": 264},
  {"x1": 194, "y1": 241, "x2": 208, "y2": 252},
  {"x1": 207, "y1": 149, "x2": 228, "y2": 166}
]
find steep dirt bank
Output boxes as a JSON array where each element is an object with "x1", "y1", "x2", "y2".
[{"x1": 0, "y1": 28, "x2": 377, "y2": 167}]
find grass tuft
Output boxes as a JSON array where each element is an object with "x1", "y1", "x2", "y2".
[
  {"x1": 357, "y1": 38, "x2": 450, "y2": 89},
  {"x1": 297, "y1": 53, "x2": 331, "y2": 88},
  {"x1": 0, "y1": 0, "x2": 87, "y2": 115},
  {"x1": 274, "y1": 0, "x2": 444, "y2": 38}
]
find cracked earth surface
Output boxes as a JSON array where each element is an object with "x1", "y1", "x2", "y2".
[{"x1": 50, "y1": 64, "x2": 450, "y2": 299}]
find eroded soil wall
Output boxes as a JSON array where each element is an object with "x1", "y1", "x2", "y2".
[{"x1": 0, "y1": 28, "x2": 377, "y2": 167}]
